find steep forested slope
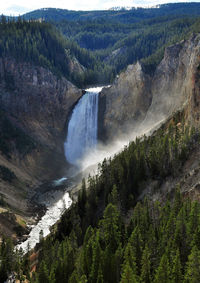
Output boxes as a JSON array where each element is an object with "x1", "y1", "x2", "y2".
[
  {"x1": 34, "y1": 194, "x2": 200, "y2": 283},
  {"x1": 0, "y1": 17, "x2": 106, "y2": 87},
  {"x1": 4, "y1": 113, "x2": 200, "y2": 282}
]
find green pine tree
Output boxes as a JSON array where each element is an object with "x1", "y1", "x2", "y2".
[
  {"x1": 154, "y1": 253, "x2": 170, "y2": 283},
  {"x1": 184, "y1": 245, "x2": 200, "y2": 283},
  {"x1": 120, "y1": 262, "x2": 138, "y2": 283},
  {"x1": 171, "y1": 249, "x2": 182, "y2": 283},
  {"x1": 140, "y1": 245, "x2": 151, "y2": 283}
]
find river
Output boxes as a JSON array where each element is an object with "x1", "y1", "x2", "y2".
[{"x1": 16, "y1": 87, "x2": 103, "y2": 253}]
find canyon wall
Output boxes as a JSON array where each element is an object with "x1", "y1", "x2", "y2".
[
  {"x1": 0, "y1": 57, "x2": 82, "y2": 148},
  {"x1": 99, "y1": 34, "x2": 200, "y2": 141},
  {"x1": 0, "y1": 57, "x2": 82, "y2": 221}
]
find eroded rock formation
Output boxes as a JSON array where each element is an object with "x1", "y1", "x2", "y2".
[
  {"x1": 0, "y1": 57, "x2": 82, "y2": 227},
  {"x1": 99, "y1": 34, "x2": 200, "y2": 141}
]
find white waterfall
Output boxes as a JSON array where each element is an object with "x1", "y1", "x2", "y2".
[{"x1": 64, "y1": 87, "x2": 102, "y2": 166}]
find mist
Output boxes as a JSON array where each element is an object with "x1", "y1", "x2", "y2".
[
  {"x1": 79, "y1": 114, "x2": 167, "y2": 175},
  {"x1": 64, "y1": 83, "x2": 168, "y2": 179}
]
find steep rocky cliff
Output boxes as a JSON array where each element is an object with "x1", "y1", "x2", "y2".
[
  {"x1": 0, "y1": 57, "x2": 82, "y2": 148},
  {"x1": 99, "y1": 34, "x2": 200, "y2": 141},
  {"x1": 0, "y1": 57, "x2": 82, "y2": 237},
  {"x1": 143, "y1": 35, "x2": 200, "y2": 129},
  {"x1": 98, "y1": 62, "x2": 152, "y2": 141}
]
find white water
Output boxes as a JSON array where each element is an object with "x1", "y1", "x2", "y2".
[
  {"x1": 17, "y1": 186, "x2": 72, "y2": 253},
  {"x1": 64, "y1": 87, "x2": 102, "y2": 166}
]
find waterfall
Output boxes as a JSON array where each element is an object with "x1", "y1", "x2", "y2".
[{"x1": 64, "y1": 87, "x2": 102, "y2": 166}]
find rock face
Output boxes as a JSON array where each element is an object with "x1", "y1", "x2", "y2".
[
  {"x1": 99, "y1": 34, "x2": 200, "y2": 141},
  {"x1": 0, "y1": 57, "x2": 82, "y2": 148},
  {"x1": 0, "y1": 57, "x2": 82, "y2": 221},
  {"x1": 143, "y1": 35, "x2": 200, "y2": 129},
  {"x1": 99, "y1": 62, "x2": 152, "y2": 141}
]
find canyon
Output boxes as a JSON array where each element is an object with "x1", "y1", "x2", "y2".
[{"x1": 1, "y1": 33, "x2": 200, "y2": 242}]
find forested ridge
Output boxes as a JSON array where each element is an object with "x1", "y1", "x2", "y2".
[
  {"x1": 1, "y1": 113, "x2": 200, "y2": 282},
  {"x1": 22, "y1": 3, "x2": 200, "y2": 23},
  {"x1": 28, "y1": 117, "x2": 200, "y2": 282},
  {"x1": 3, "y1": 8, "x2": 200, "y2": 87},
  {"x1": 55, "y1": 16, "x2": 200, "y2": 74},
  {"x1": 20, "y1": 3, "x2": 200, "y2": 76},
  {"x1": 0, "y1": 17, "x2": 111, "y2": 87}
]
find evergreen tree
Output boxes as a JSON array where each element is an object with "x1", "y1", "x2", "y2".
[
  {"x1": 154, "y1": 253, "x2": 170, "y2": 283},
  {"x1": 97, "y1": 263, "x2": 104, "y2": 283},
  {"x1": 120, "y1": 262, "x2": 138, "y2": 283},
  {"x1": 128, "y1": 226, "x2": 143, "y2": 272},
  {"x1": 184, "y1": 245, "x2": 200, "y2": 283},
  {"x1": 38, "y1": 261, "x2": 49, "y2": 282},
  {"x1": 171, "y1": 249, "x2": 182, "y2": 283},
  {"x1": 89, "y1": 231, "x2": 102, "y2": 283},
  {"x1": 100, "y1": 203, "x2": 121, "y2": 252},
  {"x1": 140, "y1": 245, "x2": 151, "y2": 283}
]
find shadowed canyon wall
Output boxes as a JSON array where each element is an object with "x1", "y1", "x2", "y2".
[{"x1": 0, "y1": 57, "x2": 82, "y2": 218}]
